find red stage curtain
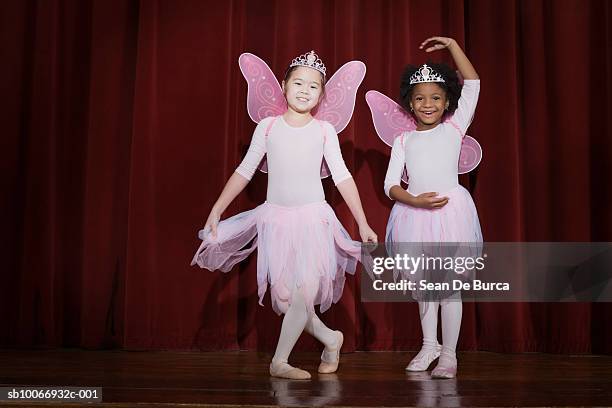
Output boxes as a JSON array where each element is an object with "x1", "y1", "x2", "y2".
[{"x1": 1, "y1": 0, "x2": 611, "y2": 353}]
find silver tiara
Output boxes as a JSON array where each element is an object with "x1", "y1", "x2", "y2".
[
  {"x1": 289, "y1": 50, "x2": 326, "y2": 76},
  {"x1": 409, "y1": 64, "x2": 445, "y2": 85}
]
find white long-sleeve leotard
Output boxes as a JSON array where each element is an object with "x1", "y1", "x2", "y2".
[
  {"x1": 384, "y1": 79, "x2": 480, "y2": 197},
  {"x1": 235, "y1": 116, "x2": 352, "y2": 207}
]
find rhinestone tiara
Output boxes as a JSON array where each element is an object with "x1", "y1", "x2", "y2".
[
  {"x1": 289, "y1": 50, "x2": 327, "y2": 76},
  {"x1": 409, "y1": 64, "x2": 445, "y2": 85}
]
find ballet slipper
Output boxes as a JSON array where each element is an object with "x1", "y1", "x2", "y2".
[
  {"x1": 269, "y1": 361, "x2": 311, "y2": 380},
  {"x1": 318, "y1": 331, "x2": 343, "y2": 374},
  {"x1": 430, "y1": 351, "x2": 457, "y2": 379},
  {"x1": 405, "y1": 343, "x2": 442, "y2": 371}
]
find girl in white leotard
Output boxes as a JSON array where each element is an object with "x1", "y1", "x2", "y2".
[
  {"x1": 192, "y1": 51, "x2": 377, "y2": 380},
  {"x1": 384, "y1": 36, "x2": 483, "y2": 379}
]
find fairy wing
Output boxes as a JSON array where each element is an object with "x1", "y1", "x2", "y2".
[
  {"x1": 311, "y1": 60, "x2": 367, "y2": 178},
  {"x1": 238, "y1": 53, "x2": 284, "y2": 175},
  {"x1": 458, "y1": 136, "x2": 482, "y2": 174},
  {"x1": 315, "y1": 60, "x2": 367, "y2": 133},
  {"x1": 365, "y1": 90, "x2": 416, "y2": 147},
  {"x1": 365, "y1": 91, "x2": 415, "y2": 183},
  {"x1": 238, "y1": 53, "x2": 286, "y2": 122},
  {"x1": 451, "y1": 70, "x2": 483, "y2": 173},
  {"x1": 365, "y1": 90, "x2": 483, "y2": 183},
  {"x1": 239, "y1": 54, "x2": 367, "y2": 179}
]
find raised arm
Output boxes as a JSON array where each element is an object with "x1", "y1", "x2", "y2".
[
  {"x1": 421, "y1": 36, "x2": 480, "y2": 132},
  {"x1": 420, "y1": 36, "x2": 479, "y2": 80}
]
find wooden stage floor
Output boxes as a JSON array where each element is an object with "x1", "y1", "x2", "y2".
[{"x1": 0, "y1": 349, "x2": 611, "y2": 407}]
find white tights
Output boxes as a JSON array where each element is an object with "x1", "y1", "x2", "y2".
[
  {"x1": 419, "y1": 299, "x2": 462, "y2": 357},
  {"x1": 271, "y1": 291, "x2": 338, "y2": 366}
]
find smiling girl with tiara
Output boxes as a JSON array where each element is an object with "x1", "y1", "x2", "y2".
[
  {"x1": 372, "y1": 36, "x2": 483, "y2": 379},
  {"x1": 191, "y1": 51, "x2": 377, "y2": 380}
]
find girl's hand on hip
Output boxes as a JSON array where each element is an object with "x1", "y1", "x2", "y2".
[{"x1": 413, "y1": 192, "x2": 449, "y2": 209}]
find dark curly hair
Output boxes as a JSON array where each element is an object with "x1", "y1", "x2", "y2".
[{"x1": 399, "y1": 62, "x2": 461, "y2": 115}]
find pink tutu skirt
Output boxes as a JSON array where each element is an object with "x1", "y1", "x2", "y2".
[
  {"x1": 386, "y1": 185, "x2": 482, "y2": 244},
  {"x1": 385, "y1": 185, "x2": 483, "y2": 302},
  {"x1": 191, "y1": 201, "x2": 361, "y2": 314}
]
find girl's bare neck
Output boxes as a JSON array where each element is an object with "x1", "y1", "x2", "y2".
[{"x1": 283, "y1": 108, "x2": 313, "y2": 127}]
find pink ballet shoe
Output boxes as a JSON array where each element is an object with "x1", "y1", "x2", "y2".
[
  {"x1": 405, "y1": 343, "x2": 442, "y2": 372},
  {"x1": 270, "y1": 361, "x2": 311, "y2": 380},
  {"x1": 318, "y1": 331, "x2": 343, "y2": 374},
  {"x1": 431, "y1": 351, "x2": 457, "y2": 379}
]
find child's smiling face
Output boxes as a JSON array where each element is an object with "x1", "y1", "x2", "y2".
[
  {"x1": 410, "y1": 82, "x2": 449, "y2": 130},
  {"x1": 282, "y1": 66, "x2": 324, "y2": 114}
]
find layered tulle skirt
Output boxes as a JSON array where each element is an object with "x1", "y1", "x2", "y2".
[
  {"x1": 385, "y1": 185, "x2": 483, "y2": 302},
  {"x1": 191, "y1": 201, "x2": 361, "y2": 314}
]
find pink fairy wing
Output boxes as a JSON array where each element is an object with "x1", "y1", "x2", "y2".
[
  {"x1": 240, "y1": 55, "x2": 359, "y2": 179},
  {"x1": 458, "y1": 135, "x2": 483, "y2": 174},
  {"x1": 315, "y1": 60, "x2": 366, "y2": 179},
  {"x1": 365, "y1": 90, "x2": 416, "y2": 147},
  {"x1": 238, "y1": 53, "x2": 285, "y2": 174},
  {"x1": 238, "y1": 53, "x2": 286, "y2": 123},
  {"x1": 365, "y1": 90, "x2": 415, "y2": 184},
  {"x1": 453, "y1": 71, "x2": 483, "y2": 172},
  {"x1": 315, "y1": 61, "x2": 366, "y2": 133}
]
